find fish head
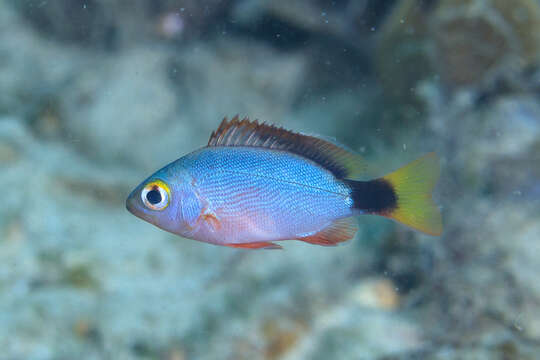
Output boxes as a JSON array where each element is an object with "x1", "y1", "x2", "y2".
[{"x1": 126, "y1": 164, "x2": 193, "y2": 236}]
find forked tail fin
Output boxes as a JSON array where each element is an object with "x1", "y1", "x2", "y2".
[
  {"x1": 345, "y1": 153, "x2": 442, "y2": 235},
  {"x1": 381, "y1": 153, "x2": 442, "y2": 235}
]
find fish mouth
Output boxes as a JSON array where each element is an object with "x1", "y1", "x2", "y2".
[
  {"x1": 125, "y1": 194, "x2": 136, "y2": 215},
  {"x1": 125, "y1": 189, "x2": 141, "y2": 217},
  {"x1": 125, "y1": 188, "x2": 158, "y2": 225}
]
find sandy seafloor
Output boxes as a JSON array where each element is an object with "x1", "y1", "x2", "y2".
[{"x1": 1, "y1": 1, "x2": 540, "y2": 359}]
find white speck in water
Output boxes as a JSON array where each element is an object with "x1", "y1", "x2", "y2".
[
  {"x1": 160, "y1": 13, "x2": 185, "y2": 38},
  {"x1": 403, "y1": 143, "x2": 407, "y2": 151},
  {"x1": 513, "y1": 313, "x2": 524, "y2": 331},
  {"x1": 513, "y1": 190, "x2": 522, "y2": 196},
  {"x1": 83, "y1": 3, "x2": 87, "y2": 9},
  {"x1": 400, "y1": 19, "x2": 405, "y2": 24},
  {"x1": 370, "y1": 27, "x2": 376, "y2": 32}
]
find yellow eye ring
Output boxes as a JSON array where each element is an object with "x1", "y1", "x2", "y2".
[{"x1": 141, "y1": 179, "x2": 171, "y2": 211}]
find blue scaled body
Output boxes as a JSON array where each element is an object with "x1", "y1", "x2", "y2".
[{"x1": 175, "y1": 146, "x2": 355, "y2": 244}]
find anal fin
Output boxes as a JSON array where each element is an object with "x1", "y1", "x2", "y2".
[
  {"x1": 297, "y1": 217, "x2": 358, "y2": 246},
  {"x1": 225, "y1": 242, "x2": 283, "y2": 250}
]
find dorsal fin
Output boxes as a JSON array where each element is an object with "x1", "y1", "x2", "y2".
[{"x1": 208, "y1": 116, "x2": 365, "y2": 179}]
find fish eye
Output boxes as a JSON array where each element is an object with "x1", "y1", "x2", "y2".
[{"x1": 141, "y1": 180, "x2": 170, "y2": 211}]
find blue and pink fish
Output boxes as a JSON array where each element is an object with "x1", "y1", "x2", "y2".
[{"x1": 126, "y1": 117, "x2": 442, "y2": 249}]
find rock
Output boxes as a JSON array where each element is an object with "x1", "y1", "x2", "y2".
[
  {"x1": 376, "y1": 0, "x2": 434, "y2": 109},
  {"x1": 8, "y1": 0, "x2": 232, "y2": 48},
  {"x1": 282, "y1": 306, "x2": 424, "y2": 359},
  {"x1": 232, "y1": 0, "x2": 350, "y2": 38},
  {"x1": 377, "y1": 0, "x2": 540, "y2": 107},
  {"x1": 261, "y1": 317, "x2": 307, "y2": 360},
  {"x1": 61, "y1": 47, "x2": 183, "y2": 170},
  {"x1": 167, "y1": 38, "x2": 306, "y2": 136},
  {"x1": 59, "y1": 38, "x2": 306, "y2": 171},
  {"x1": 0, "y1": 4, "x2": 82, "y2": 131},
  {"x1": 231, "y1": 0, "x2": 381, "y2": 92},
  {"x1": 408, "y1": 76, "x2": 540, "y2": 356},
  {"x1": 489, "y1": 203, "x2": 540, "y2": 340},
  {"x1": 0, "y1": 141, "x2": 19, "y2": 165},
  {"x1": 348, "y1": 278, "x2": 400, "y2": 310},
  {"x1": 432, "y1": 0, "x2": 540, "y2": 87},
  {"x1": 426, "y1": 93, "x2": 540, "y2": 197},
  {"x1": 232, "y1": 0, "x2": 396, "y2": 44}
]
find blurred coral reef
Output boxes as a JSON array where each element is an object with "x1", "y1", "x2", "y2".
[{"x1": 1, "y1": 0, "x2": 539, "y2": 359}]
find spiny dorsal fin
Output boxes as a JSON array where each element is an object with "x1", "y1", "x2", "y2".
[{"x1": 208, "y1": 116, "x2": 365, "y2": 179}]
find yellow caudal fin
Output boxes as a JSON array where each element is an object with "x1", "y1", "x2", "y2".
[{"x1": 382, "y1": 153, "x2": 443, "y2": 236}]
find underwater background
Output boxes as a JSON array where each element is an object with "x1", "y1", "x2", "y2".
[{"x1": 1, "y1": 0, "x2": 540, "y2": 359}]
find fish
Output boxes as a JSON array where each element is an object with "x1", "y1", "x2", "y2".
[{"x1": 126, "y1": 117, "x2": 442, "y2": 249}]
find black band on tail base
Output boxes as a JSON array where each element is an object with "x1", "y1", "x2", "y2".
[{"x1": 343, "y1": 178, "x2": 397, "y2": 214}]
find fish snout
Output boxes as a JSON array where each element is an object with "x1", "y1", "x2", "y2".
[{"x1": 125, "y1": 190, "x2": 139, "y2": 215}]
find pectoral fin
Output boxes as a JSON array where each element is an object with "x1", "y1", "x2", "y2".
[
  {"x1": 180, "y1": 186, "x2": 222, "y2": 232},
  {"x1": 202, "y1": 211, "x2": 221, "y2": 232}
]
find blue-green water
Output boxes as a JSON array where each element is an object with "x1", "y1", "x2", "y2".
[{"x1": 1, "y1": 1, "x2": 540, "y2": 359}]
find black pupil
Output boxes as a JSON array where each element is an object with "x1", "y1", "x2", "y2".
[{"x1": 146, "y1": 189, "x2": 162, "y2": 205}]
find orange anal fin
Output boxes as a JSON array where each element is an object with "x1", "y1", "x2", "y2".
[
  {"x1": 298, "y1": 217, "x2": 358, "y2": 246},
  {"x1": 225, "y1": 242, "x2": 283, "y2": 250}
]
